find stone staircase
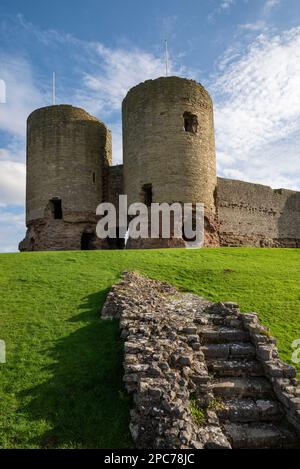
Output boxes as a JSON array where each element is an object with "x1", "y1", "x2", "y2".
[
  {"x1": 102, "y1": 272, "x2": 300, "y2": 449},
  {"x1": 199, "y1": 313, "x2": 299, "y2": 449}
]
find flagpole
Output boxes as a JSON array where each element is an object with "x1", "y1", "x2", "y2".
[
  {"x1": 52, "y1": 72, "x2": 56, "y2": 105},
  {"x1": 165, "y1": 40, "x2": 169, "y2": 77}
]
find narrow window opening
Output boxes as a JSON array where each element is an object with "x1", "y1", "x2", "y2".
[
  {"x1": 142, "y1": 184, "x2": 152, "y2": 207},
  {"x1": 93, "y1": 172, "x2": 96, "y2": 183},
  {"x1": 50, "y1": 198, "x2": 63, "y2": 220},
  {"x1": 81, "y1": 232, "x2": 95, "y2": 251},
  {"x1": 183, "y1": 112, "x2": 198, "y2": 134}
]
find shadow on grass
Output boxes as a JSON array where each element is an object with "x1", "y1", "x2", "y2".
[{"x1": 20, "y1": 289, "x2": 132, "y2": 449}]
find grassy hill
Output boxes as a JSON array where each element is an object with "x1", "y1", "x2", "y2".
[{"x1": 0, "y1": 248, "x2": 299, "y2": 448}]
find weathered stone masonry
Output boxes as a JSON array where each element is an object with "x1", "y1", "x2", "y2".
[
  {"x1": 20, "y1": 105, "x2": 112, "y2": 251},
  {"x1": 102, "y1": 272, "x2": 300, "y2": 449},
  {"x1": 20, "y1": 76, "x2": 300, "y2": 251},
  {"x1": 217, "y1": 178, "x2": 300, "y2": 247}
]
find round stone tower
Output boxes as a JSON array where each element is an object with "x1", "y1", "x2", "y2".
[
  {"x1": 20, "y1": 105, "x2": 112, "y2": 251},
  {"x1": 122, "y1": 76, "x2": 218, "y2": 247}
]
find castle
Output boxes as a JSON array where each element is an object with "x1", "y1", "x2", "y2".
[{"x1": 19, "y1": 76, "x2": 300, "y2": 251}]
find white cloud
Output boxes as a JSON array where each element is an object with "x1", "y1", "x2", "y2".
[
  {"x1": 239, "y1": 1, "x2": 280, "y2": 34},
  {"x1": 264, "y1": 0, "x2": 280, "y2": 14},
  {"x1": 239, "y1": 21, "x2": 267, "y2": 32},
  {"x1": 0, "y1": 208, "x2": 25, "y2": 253},
  {"x1": 0, "y1": 139, "x2": 25, "y2": 163},
  {"x1": 1, "y1": 17, "x2": 300, "y2": 252},
  {"x1": 208, "y1": 0, "x2": 235, "y2": 21},
  {"x1": 4, "y1": 17, "x2": 187, "y2": 119},
  {"x1": 0, "y1": 159, "x2": 26, "y2": 206},
  {"x1": 0, "y1": 22, "x2": 188, "y2": 251},
  {"x1": 110, "y1": 123, "x2": 123, "y2": 165},
  {"x1": 75, "y1": 42, "x2": 186, "y2": 119},
  {"x1": 212, "y1": 26, "x2": 300, "y2": 190},
  {"x1": 0, "y1": 55, "x2": 45, "y2": 138},
  {"x1": 221, "y1": 0, "x2": 235, "y2": 10},
  {"x1": 69, "y1": 39, "x2": 187, "y2": 165},
  {"x1": 222, "y1": 168, "x2": 245, "y2": 180},
  {"x1": 0, "y1": 79, "x2": 5, "y2": 103},
  {"x1": 0, "y1": 28, "x2": 184, "y2": 170}
]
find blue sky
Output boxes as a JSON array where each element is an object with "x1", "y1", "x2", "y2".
[{"x1": 0, "y1": 0, "x2": 300, "y2": 252}]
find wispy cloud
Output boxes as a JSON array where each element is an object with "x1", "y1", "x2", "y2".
[
  {"x1": 208, "y1": 0, "x2": 235, "y2": 21},
  {"x1": 221, "y1": 0, "x2": 235, "y2": 10},
  {"x1": 0, "y1": 158, "x2": 26, "y2": 206},
  {"x1": 0, "y1": 53, "x2": 41, "y2": 229},
  {"x1": 212, "y1": 26, "x2": 300, "y2": 189},
  {"x1": 239, "y1": 20, "x2": 267, "y2": 32},
  {"x1": 239, "y1": 0, "x2": 281, "y2": 33},
  {"x1": 263, "y1": 0, "x2": 281, "y2": 14},
  {"x1": 0, "y1": 17, "x2": 186, "y2": 170},
  {"x1": 0, "y1": 17, "x2": 189, "y2": 251},
  {"x1": 76, "y1": 43, "x2": 178, "y2": 117},
  {"x1": 68, "y1": 40, "x2": 188, "y2": 164},
  {"x1": 0, "y1": 207, "x2": 25, "y2": 252},
  {"x1": 1, "y1": 15, "x2": 300, "y2": 253},
  {"x1": 0, "y1": 55, "x2": 45, "y2": 138}
]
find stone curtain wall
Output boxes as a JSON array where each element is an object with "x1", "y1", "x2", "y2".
[
  {"x1": 107, "y1": 164, "x2": 124, "y2": 219},
  {"x1": 216, "y1": 177, "x2": 300, "y2": 247},
  {"x1": 102, "y1": 272, "x2": 300, "y2": 449}
]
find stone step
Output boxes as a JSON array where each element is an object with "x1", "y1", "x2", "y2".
[
  {"x1": 207, "y1": 359, "x2": 264, "y2": 377},
  {"x1": 223, "y1": 422, "x2": 299, "y2": 449},
  {"x1": 212, "y1": 377, "x2": 273, "y2": 399},
  {"x1": 210, "y1": 317, "x2": 243, "y2": 329},
  {"x1": 201, "y1": 343, "x2": 256, "y2": 359},
  {"x1": 200, "y1": 327, "x2": 249, "y2": 344},
  {"x1": 217, "y1": 398, "x2": 283, "y2": 423}
]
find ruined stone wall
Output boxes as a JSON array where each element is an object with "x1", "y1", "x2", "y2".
[
  {"x1": 19, "y1": 82, "x2": 300, "y2": 252},
  {"x1": 216, "y1": 178, "x2": 300, "y2": 247},
  {"x1": 19, "y1": 218, "x2": 107, "y2": 252},
  {"x1": 107, "y1": 164, "x2": 124, "y2": 211},
  {"x1": 102, "y1": 272, "x2": 300, "y2": 449},
  {"x1": 123, "y1": 77, "x2": 217, "y2": 214},
  {"x1": 102, "y1": 272, "x2": 231, "y2": 449}
]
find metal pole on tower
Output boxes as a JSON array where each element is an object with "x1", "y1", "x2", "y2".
[
  {"x1": 52, "y1": 72, "x2": 56, "y2": 105},
  {"x1": 165, "y1": 40, "x2": 169, "y2": 77}
]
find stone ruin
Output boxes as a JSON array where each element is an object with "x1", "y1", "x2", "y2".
[
  {"x1": 102, "y1": 272, "x2": 300, "y2": 449},
  {"x1": 20, "y1": 76, "x2": 300, "y2": 252}
]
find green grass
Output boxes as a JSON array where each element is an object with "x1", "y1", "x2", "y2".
[
  {"x1": 0, "y1": 248, "x2": 299, "y2": 448},
  {"x1": 189, "y1": 395, "x2": 206, "y2": 426}
]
